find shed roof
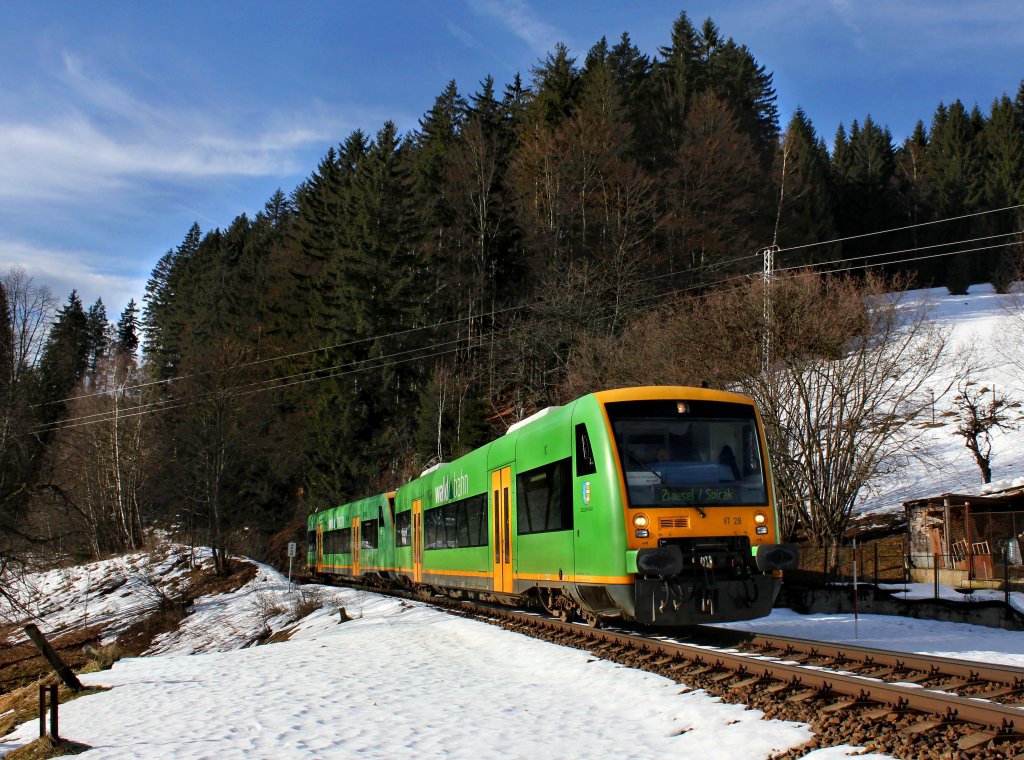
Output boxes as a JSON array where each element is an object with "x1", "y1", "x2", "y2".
[{"x1": 904, "y1": 485, "x2": 1024, "y2": 511}]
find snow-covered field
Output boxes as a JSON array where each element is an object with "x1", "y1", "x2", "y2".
[
  {"x1": 857, "y1": 284, "x2": 1024, "y2": 514},
  {"x1": 0, "y1": 552, "x2": 854, "y2": 759},
  {"x1": 3, "y1": 283, "x2": 1024, "y2": 759},
  {"x1": 4, "y1": 546, "x2": 1024, "y2": 759}
]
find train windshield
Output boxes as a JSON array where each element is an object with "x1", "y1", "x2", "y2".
[{"x1": 605, "y1": 399, "x2": 768, "y2": 508}]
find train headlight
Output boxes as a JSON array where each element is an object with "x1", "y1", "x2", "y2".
[
  {"x1": 633, "y1": 513, "x2": 650, "y2": 530},
  {"x1": 754, "y1": 511, "x2": 768, "y2": 534}
]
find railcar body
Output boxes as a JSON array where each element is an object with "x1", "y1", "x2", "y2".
[{"x1": 307, "y1": 386, "x2": 796, "y2": 626}]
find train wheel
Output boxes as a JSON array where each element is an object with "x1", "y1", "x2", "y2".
[{"x1": 539, "y1": 588, "x2": 560, "y2": 617}]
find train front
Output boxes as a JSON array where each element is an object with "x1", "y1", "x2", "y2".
[{"x1": 598, "y1": 388, "x2": 797, "y2": 625}]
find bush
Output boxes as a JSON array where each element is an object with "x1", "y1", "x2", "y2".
[{"x1": 290, "y1": 586, "x2": 325, "y2": 620}]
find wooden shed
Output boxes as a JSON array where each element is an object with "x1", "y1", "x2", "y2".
[{"x1": 904, "y1": 486, "x2": 1024, "y2": 587}]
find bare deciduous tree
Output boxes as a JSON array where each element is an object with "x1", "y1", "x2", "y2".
[
  {"x1": 2, "y1": 267, "x2": 56, "y2": 383},
  {"x1": 948, "y1": 377, "x2": 1020, "y2": 483},
  {"x1": 565, "y1": 271, "x2": 951, "y2": 545}
]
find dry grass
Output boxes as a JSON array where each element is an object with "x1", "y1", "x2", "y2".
[
  {"x1": 0, "y1": 681, "x2": 107, "y2": 748},
  {"x1": 3, "y1": 734, "x2": 92, "y2": 758}
]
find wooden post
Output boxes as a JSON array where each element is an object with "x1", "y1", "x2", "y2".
[
  {"x1": 49, "y1": 684, "x2": 58, "y2": 740},
  {"x1": 966, "y1": 502, "x2": 973, "y2": 582},
  {"x1": 23, "y1": 624, "x2": 83, "y2": 691},
  {"x1": 37, "y1": 684, "x2": 59, "y2": 739}
]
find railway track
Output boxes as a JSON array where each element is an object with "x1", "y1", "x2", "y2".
[{"x1": 330, "y1": 579, "x2": 1024, "y2": 757}]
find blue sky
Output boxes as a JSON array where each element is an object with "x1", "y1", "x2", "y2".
[{"x1": 2, "y1": 0, "x2": 1023, "y2": 317}]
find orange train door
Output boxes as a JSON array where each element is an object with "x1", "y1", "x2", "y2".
[
  {"x1": 491, "y1": 467, "x2": 514, "y2": 593},
  {"x1": 315, "y1": 525, "x2": 324, "y2": 573},
  {"x1": 412, "y1": 499, "x2": 423, "y2": 583},
  {"x1": 351, "y1": 517, "x2": 361, "y2": 577}
]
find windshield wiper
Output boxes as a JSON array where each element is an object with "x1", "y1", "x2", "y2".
[
  {"x1": 624, "y1": 448, "x2": 668, "y2": 484},
  {"x1": 622, "y1": 448, "x2": 706, "y2": 518}
]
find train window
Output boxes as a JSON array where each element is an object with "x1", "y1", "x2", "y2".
[
  {"x1": 516, "y1": 458, "x2": 573, "y2": 535},
  {"x1": 395, "y1": 510, "x2": 412, "y2": 547},
  {"x1": 575, "y1": 423, "x2": 597, "y2": 477},
  {"x1": 466, "y1": 494, "x2": 487, "y2": 547},
  {"x1": 361, "y1": 519, "x2": 379, "y2": 549},
  {"x1": 424, "y1": 507, "x2": 440, "y2": 550},
  {"x1": 324, "y1": 527, "x2": 352, "y2": 555},
  {"x1": 605, "y1": 399, "x2": 768, "y2": 507},
  {"x1": 423, "y1": 494, "x2": 488, "y2": 550}
]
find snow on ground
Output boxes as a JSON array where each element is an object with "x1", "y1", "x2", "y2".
[
  {"x1": 857, "y1": 284, "x2": 1024, "y2": 515},
  {"x1": 717, "y1": 607, "x2": 1024, "y2": 668},
  {"x1": 1, "y1": 553, "x2": 896, "y2": 760},
  {"x1": 4, "y1": 551, "x2": 1024, "y2": 759},
  {"x1": 0, "y1": 545, "x2": 290, "y2": 653},
  {"x1": 0, "y1": 546, "x2": 193, "y2": 643},
  {"x1": 877, "y1": 580, "x2": 1024, "y2": 614}
]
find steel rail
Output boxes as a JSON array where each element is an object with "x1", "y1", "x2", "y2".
[
  {"x1": 700, "y1": 629, "x2": 1024, "y2": 687},
  {"x1": 310, "y1": 577, "x2": 1024, "y2": 733},
  {"x1": 437, "y1": 597, "x2": 1024, "y2": 732}
]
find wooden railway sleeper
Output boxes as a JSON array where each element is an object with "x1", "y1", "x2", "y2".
[
  {"x1": 733, "y1": 674, "x2": 770, "y2": 690},
  {"x1": 820, "y1": 697, "x2": 875, "y2": 714}
]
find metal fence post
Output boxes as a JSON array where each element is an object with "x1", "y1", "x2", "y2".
[
  {"x1": 934, "y1": 554, "x2": 939, "y2": 599},
  {"x1": 1006, "y1": 557, "x2": 1011, "y2": 607},
  {"x1": 38, "y1": 685, "x2": 45, "y2": 738}
]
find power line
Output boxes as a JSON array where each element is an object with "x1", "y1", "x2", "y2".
[
  {"x1": 31, "y1": 214, "x2": 1024, "y2": 433},
  {"x1": 774, "y1": 202, "x2": 1024, "y2": 255},
  {"x1": 774, "y1": 237, "x2": 1020, "y2": 276},
  {"x1": 35, "y1": 248, "x2": 766, "y2": 411}
]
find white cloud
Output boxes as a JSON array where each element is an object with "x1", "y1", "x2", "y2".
[
  {"x1": 0, "y1": 238, "x2": 148, "y2": 315},
  {"x1": 467, "y1": 0, "x2": 568, "y2": 56},
  {"x1": 0, "y1": 52, "x2": 337, "y2": 203}
]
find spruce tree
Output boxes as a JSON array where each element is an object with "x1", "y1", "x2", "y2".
[
  {"x1": 86, "y1": 298, "x2": 108, "y2": 377},
  {"x1": 928, "y1": 100, "x2": 985, "y2": 288},
  {"x1": 36, "y1": 290, "x2": 90, "y2": 422},
  {"x1": 529, "y1": 43, "x2": 582, "y2": 128},
  {"x1": 607, "y1": 31, "x2": 652, "y2": 155},
  {"x1": 773, "y1": 108, "x2": 837, "y2": 259},
  {"x1": 115, "y1": 299, "x2": 140, "y2": 357},
  {"x1": 984, "y1": 95, "x2": 1024, "y2": 208}
]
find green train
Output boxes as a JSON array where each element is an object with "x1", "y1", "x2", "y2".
[{"x1": 307, "y1": 386, "x2": 797, "y2": 626}]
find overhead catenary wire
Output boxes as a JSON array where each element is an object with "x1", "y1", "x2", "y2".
[
  {"x1": 44, "y1": 200, "x2": 1021, "y2": 413},
  {"x1": 33, "y1": 233, "x2": 1017, "y2": 434},
  {"x1": 34, "y1": 247, "x2": 768, "y2": 412},
  {"x1": 32, "y1": 215, "x2": 1024, "y2": 434},
  {"x1": 774, "y1": 202, "x2": 1024, "y2": 255}
]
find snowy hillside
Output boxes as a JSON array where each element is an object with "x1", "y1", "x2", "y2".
[
  {"x1": 0, "y1": 547, "x2": 855, "y2": 759},
  {"x1": 855, "y1": 284, "x2": 1024, "y2": 516},
  {"x1": 7, "y1": 544, "x2": 1024, "y2": 759}
]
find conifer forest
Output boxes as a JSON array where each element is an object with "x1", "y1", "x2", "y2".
[{"x1": 2, "y1": 11, "x2": 1024, "y2": 575}]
